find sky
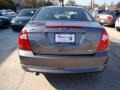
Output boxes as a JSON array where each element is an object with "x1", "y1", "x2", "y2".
[{"x1": 65, "y1": 0, "x2": 120, "y2": 5}]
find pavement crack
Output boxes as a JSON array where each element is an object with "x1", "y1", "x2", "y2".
[
  {"x1": 110, "y1": 50, "x2": 120, "y2": 60},
  {"x1": 16, "y1": 72, "x2": 26, "y2": 90}
]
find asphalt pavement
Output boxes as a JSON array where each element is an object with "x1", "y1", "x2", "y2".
[
  {"x1": 0, "y1": 27, "x2": 120, "y2": 90},
  {"x1": 0, "y1": 28, "x2": 18, "y2": 64}
]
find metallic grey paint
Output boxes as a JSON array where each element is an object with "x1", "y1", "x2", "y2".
[{"x1": 19, "y1": 6, "x2": 109, "y2": 74}]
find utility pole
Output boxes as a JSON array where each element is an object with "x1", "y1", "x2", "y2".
[
  {"x1": 44, "y1": 0, "x2": 46, "y2": 6},
  {"x1": 93, "y1": 0, "x2": 94, "y2": 10},
  {"x1": 32, "y1": 0, "x2": 37, "y2": 8},
  {"x1": 62, "y1": 1, "x2": 64, "y2": 6},
  {"x1": 104, "y1": 0, "x2": 106, "y2": 9},
  {"x1": 91, "y1": 0, "x2": 94, "y2": 10},
  {"x1": 59, "y1": 0, "x2": 64, "y2": 6},
  {"x1": 91, "y1": 0, "x2": 92, "y2": 10}
]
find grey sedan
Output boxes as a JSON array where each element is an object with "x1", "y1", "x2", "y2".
[
  {"x1": 19, "y1": 6, "x2": 109, "y2": 75},
  {"x1": 96, "y1": 10, "x2": 120, "y2": 26},
  {"x1": 11, "y1": 9, "x2": 37, "y2": 31}
]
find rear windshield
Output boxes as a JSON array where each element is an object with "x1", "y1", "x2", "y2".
[
  {"x1": 33, "y1": 7, "x2": 93, "y2": 21},
  {"x1": 115, "y1": 11, "x2": 120, "y2": 16},
  {"x1": 98, "y1": 10, "x2": 113, "y2": 14},
  {"x1": 18, "y1": 9, "x2": 36, "y2": 17}
]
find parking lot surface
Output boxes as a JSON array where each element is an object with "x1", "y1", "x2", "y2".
[{"x1": 0, "y1": 27, "x2": 120, "y2": 90}]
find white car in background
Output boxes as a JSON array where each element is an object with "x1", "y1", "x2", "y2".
[{"x1": 115, "y1": 17, "x2": 120, "y2": 31}]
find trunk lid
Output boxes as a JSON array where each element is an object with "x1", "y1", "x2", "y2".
[
  {"x1": 97, "y1": 14, "x2": 113, "y2": 20},
  {"x1": 27, "y1": 21, "x2": 103, "y2": 55}
]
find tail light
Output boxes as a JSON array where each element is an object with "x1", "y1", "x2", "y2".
[
  {"x1": 96, "y1": 15, "x2": 100, "y2": 19},
  {"x1": 97, "y1": 31, "x2": 109, "y2": 51},
  {"x1": 45, "y1": 25, "x2": 84, "y2": 29},
  {"x1": 19, "y1": 29, "x2": 32, "y2": 51},
  {"x1": 108, "y1": 15, "x2": 113, "y2": 20}
]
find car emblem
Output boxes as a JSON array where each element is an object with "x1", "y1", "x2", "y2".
[
  {"x1": 59, "y1": 27, "x2": 69, "y2": 31},
  {"x1": 59, "y1": 28, "x2": 63, "y2": 30}
]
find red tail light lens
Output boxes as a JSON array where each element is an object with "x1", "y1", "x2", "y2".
[
  {"x1": 19, "y1": 29, "x2": 32, "y2": 51},
  {"x1": 97, "y1": 31, "x2": 109, "y2": 51},
  {"x1": 96, "y1": 15, "x2": 100, "y2": 19},
  {"x1": 46, "y1": 25, "x2": 84, "y2": 29},
  {"x1": 108, "y1": 15, "x2": 113, "y2": 20}
]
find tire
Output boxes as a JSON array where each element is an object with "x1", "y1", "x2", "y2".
[
  {"x1": 11, "y1": 28, "x2": 18, "y2": 32},
  {"x1": 115, "y1": 26, "x2": 120, "y2": 31},
  {"x1": 11, "y1": 26, "x2": 20, "y2": 32},
  {"x1": 116, "y1": 28, "x2": 120, "y2": 31}
]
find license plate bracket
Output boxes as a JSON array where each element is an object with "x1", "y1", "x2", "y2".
[{"x1": 55, "y1": 33, "x2": 75, "y2": 44}]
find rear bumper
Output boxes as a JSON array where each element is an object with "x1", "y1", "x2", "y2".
[
  {"x1": 19, "y1": 50, "x2": 109, "y2": 73},
  {"x1": 21, "y1": 65, "x2": 106, "y2": 74},
  {"x1": 0, "y1": 21, "x2": 10, "y2": 28},
  {"x1": 116, "y1": 27, "x2": 120, "y2": 31},
  {"x1": 96, "y1": 19, "x2": 113, "y2": 25}
]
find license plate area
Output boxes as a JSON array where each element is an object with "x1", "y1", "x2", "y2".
[
  {"x1": 100, "y1": 20, "x2": 104, "y2": 23},
  {"x1": 55, "y1": 33, "x2": 75, "y2": 44}
]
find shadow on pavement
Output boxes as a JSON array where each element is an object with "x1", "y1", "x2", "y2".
[
  {"x1": 0, "y1": 28, "x2": 19, "y2": 64},
  {"x1": 110, "y1": 41, "x2": 120, "y2": 59},
  {"x1": 104, "y1": 25, "x2": 115, "y2": 28},
  {"x1": 44, "y1": 41, "x2": 120, "y2": 90},
  {"x1": 44, "y1": 73, "x2": 105, "y2": 90},
  {"x1": 44, "y1": 65, "x2": 120, "y2": 90}
]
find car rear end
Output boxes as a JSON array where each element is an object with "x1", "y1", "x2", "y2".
[
  {"x1": 115, "y1": 17, "x2": 120, "y2": 31},
  {"x1": 19, "y1": 6, "x2": 109, "y2": 74},
  {"x1": 96, "y1": 10, "x2": 114, "y2": 25},
  {"x1": 11, "y1": 17, "x2": 31, "y2": 31}
]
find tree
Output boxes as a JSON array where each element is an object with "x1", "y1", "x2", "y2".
[
  {"x1": 32, "y1": 0, "x2": 37, "y2": 8},
  {"x1": 59, "y1": 0, "x2": 64, "y2": 6},
  {"x1": 66, "y1": 0, "x2": 77, "y2": 6},
  {"x1": 94, "y1": 4, "x2": 99, "y2": 8},
  {"x1": 110, "y1": 2, "x2": 115, "y2": 6},
  {"x1": 0, "y1": 0, "x2": 16, "y2": 10},
  {"x1": 23, "y1": 0, "x2": 55, "y2": 8},
  {"x1": 116, "y1": 2, "x2": 120, "y2": 8},
  {"x1": 24, "y1": 0, "x2": 34, "y2": 8},
  {"x1": 17, "y1": 0, "x2": 59, "y2": 8},
  {"x1": 50, "y1": 0, "x2": 59, "y2": 5},
  {"x1": 37, "y1": 0, "x2": 54, "y2": 7},
  {"x1": 45, "y1": 0, "x2": 54, "y2": 6}
]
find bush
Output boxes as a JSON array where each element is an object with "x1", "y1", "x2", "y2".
[
  {"x1": 0, "y1": 0, "x2": 16, "y2": 10},
  {"x1": 116, "y1": 2, "x2": 120, "y2": 8}
]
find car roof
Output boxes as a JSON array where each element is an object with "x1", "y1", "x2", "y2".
[
  {"x1": 0, "y1": 16, "x2": 8, "y2": 19},
  {"x1": 22, "y1": 9, "x2": 37, "y2": 11},
  {"x1": 42, "y1": 6, "x2": 84, "y2": 9}
]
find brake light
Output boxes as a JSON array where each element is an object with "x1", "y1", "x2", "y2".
[
  {"x1": 97, "y1": 31, "x2": 109, "y2": 51},
  {"x1": 46, "y1": 25, "x2": 84, "y2": 29},
  {"x1": 108, "y1": 15, "x2": 113, "y2": 20},
  {"x1": 19, "y1": 29, "x2": 32, "y2": 51},
  {"x1": 96, "y1": 15, "x2": 100, "y2": 19}
]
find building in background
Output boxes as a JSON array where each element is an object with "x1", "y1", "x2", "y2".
[{"x1": 12, "y1": 0, "x2": 59, "y2": 9}]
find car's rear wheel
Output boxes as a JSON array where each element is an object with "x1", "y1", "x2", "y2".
[
  {"x1": 11, "y1": 28, "x2": 18, "y2": 32},
  {"x1": 11, "y1": 26, "x2": 21, "y2": 32},
  {"x1": 116, "y1": 27, "x2": 120, "y2": 31}
]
